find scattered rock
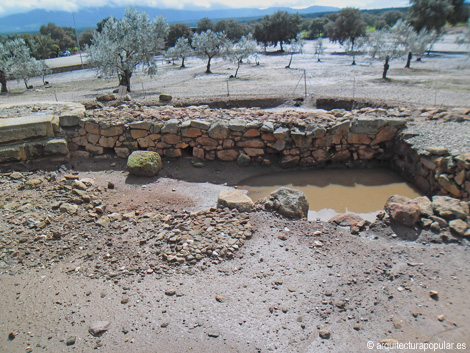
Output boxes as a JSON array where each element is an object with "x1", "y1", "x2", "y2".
[
  {"x1": 164, "y1": 289, "x2": 176, "y2": 296},
  {"x1": 59, "y1": 203, "x2": 78, "y2": 215},
  {"x1": 215, "y1": 295, "x2": 225, "y2": 303},
  {"x1": 208, "y1": 331, "x2": 220, "y2": 338},
  {"x1": 319, "y1": 329, "x2": 330, "y2": 339},
  {"x1": 262, "y1": 187, "x2": 309, "y2": 219},
  {"x1": 448, "y1": 219, "x2": 468, "y2": 236},
  {"x1": 66, "y1": 336, "x2": 76, "y2": 346},
  {"x1": 384, "y1": 195, "x2": 421, "y2": 227},
  {"x1": 329, "y1": 213, "x2": 364, "y2": 226},
  {"x1": 217, "y1": 189, "x2": 254, "y2": 213},
  {"x1": 127, "y1": 151, "x2": 163, "y2": 177},
  {"x1": 89, "y1": 321, "x2": 110, "y2": 337}
]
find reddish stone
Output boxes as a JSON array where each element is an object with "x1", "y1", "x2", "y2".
[
  {"x1": 130, "y1": 129, "x2": 148, "y2": 139},
  {"x1": 312, "y1": 149, "x2": 329, "y2": 163},
  {"x1": 164, "y1": 149, "x2": 182, "y2": 158},
  {"x1": 385, "y1": 195, "x2": 421, "y2": 227},
  {"x1": 244, "y1": 148, "x2": 264, "y2": 157},
  {"x1": 261, "y1": 133, "x2": 275, "y2": 141},
  {"x1": 182, "y1": 128, "x2": 202, "y2": 138},
  {"x1": 237, "y1": 140, "x2": 265, "y2": 148},
  {"x1": 217, "y1": 149, "x2": 238, "y2": 161},
  {"x1": 196, "y1": 136, "x2": 218, "y2": 146},
  {"x1": 193, "y1": 147, "x2": 205, "y2": 160},
  {"x1": 244, "y1": 128, "x2": 261, "y2": 138},
  {"x1": 163, "y1": 134, "x2": 181, "y2": 145}
]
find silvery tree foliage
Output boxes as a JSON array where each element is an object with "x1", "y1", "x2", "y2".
[
  {"x1": 391, "y1": 19, "x2": 438, "y2": 68},
  {"x1": 284, "y1": 34, "x2": 304, "y2": 69},
  {"x1": 166, "y1": 37, "x2": 194, "y2": 68},
  {"x1": 192, "y1": 30, "x2": 231, "y2": 74},
  {"x1": 88, "y1": 8, "x2": 168, "y2": 92},
  {"x1": 0, "y1": 38, "x2": 49, "y2": 93},
  {"x1": 226, "y1": 34, "x2": 258, "y2": 78}
]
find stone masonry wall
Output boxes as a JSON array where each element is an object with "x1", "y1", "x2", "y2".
[{"x1": 65, "y1": 108, "x2": 406, "y2": 170}]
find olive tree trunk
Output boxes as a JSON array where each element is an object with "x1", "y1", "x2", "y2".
[
  {"x1": 382, "y1": 55, "x2": 390, "y2": 80},
  {"x1": 119, "y1": 70, "x2": 132, "y2": 92},
  {"x1": 0, "y1": 70, "x2": 7, "y2": 93}
]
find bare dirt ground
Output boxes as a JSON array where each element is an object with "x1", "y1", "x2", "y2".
[{"x1": 1, "y1": 34, "x2": 470, "y2": 353}]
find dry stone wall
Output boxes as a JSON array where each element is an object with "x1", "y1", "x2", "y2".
[{"x1": 66, "y1": 106, "x2": 406, "y2": 171}]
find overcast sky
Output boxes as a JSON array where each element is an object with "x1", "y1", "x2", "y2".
[{"x1": 0, "y1": 0, "x2": 410, "y2": 16}]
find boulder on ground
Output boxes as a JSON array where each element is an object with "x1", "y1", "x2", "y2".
[
  {"x1": 262, "y1": 187, "x2": 309, "y2": 219},
  {"x1": 127, "y1": 151, "x2": 162, "y2": 177},
  {"x1": 217, "y1": 189, "x2": 254, "y2": 213},
  {"x1": 384, "y1": 195, "x2": 421, "y2": 227},
  {"x1": 432, "y1": 196, "x2": 469, "y2": 220}
]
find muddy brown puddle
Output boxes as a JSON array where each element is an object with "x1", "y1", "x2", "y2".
[{"x1": 237, "y1": 168, "x2": 421, "y2": 221}]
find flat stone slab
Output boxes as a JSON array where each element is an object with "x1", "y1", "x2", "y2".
[
  {"x1": 0, "y1": 138, "x2": 69, "y2": 163},
  {"x1": 217, "y1": 189, "x2": 254, "y2": 212},
  {"x1": 0, "y1": 115, "x2": 57, "y2": 144}
]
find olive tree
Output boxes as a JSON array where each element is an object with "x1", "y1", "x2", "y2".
[
  {"x1": 166, "y1": 38, "x2": 194, "y2": 68},
  {"x1": 368, "y1": 29, "x2": 405, "y2": 79},
  {"x1": 192, "y1": 30, "x2": 231, "y2": 74},
  {"x1": 314, "y1": 38, "x2": 325, "y2": 62},
  {"x1": 87, "y1": 8, "x2": 168, "y2": 92},
  {"x1": 227, "y1": 34, "x2": 258, "y2": 78},
  {"x1": 0, "y1": 38, "x2": 50, "y2": 92},
  {"x1": 284, "y1": 35, "x2": 304, "y2": 69},
  {"x1": 392, "y1": 20, "x2": 438, "y2": 68}
]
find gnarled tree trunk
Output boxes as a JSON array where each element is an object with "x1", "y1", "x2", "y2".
[
  {"x1": 382, "y1": 55, "x2": 390, "y2": 80},
  {"x1": 405, "y1": 52, "x2": 412, "y2": 69},
  {"x1": 206, "y1": 56, "x2": 212, "y2": 74},
  {"x1": 0, "y1": 70, "x2": 7, "y2": 93},
  {"x1": 119, "y1": 70, "x2": 132, "y2": 92}
]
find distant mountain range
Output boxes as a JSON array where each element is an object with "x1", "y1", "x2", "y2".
[{"x1": 0, "y1": 5, "x2": 339, "y2": 34}]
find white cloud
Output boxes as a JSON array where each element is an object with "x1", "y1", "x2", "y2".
[{"x1": 0, "y1": 0, "x2": 410, "y2": 16}]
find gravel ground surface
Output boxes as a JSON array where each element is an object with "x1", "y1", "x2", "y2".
[{"x1": 404, "y1": 120, "x2": 470, "y2": 156}]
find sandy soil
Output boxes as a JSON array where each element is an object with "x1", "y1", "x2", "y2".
[{"x1": 1, "y1": 35, "x2": 470, "y2": 108}]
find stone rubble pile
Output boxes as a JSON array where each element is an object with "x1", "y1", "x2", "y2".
[{"x1": 384, "y1": 194, "x2": 470, "y2": 238}]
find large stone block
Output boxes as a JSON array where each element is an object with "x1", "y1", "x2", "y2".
[
  {"x1": 217, "y1": 189, "x2": 254, "y2": 212},
  {"x1": 0, "y1": 115, "x2": 55, "y2": 144}
]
